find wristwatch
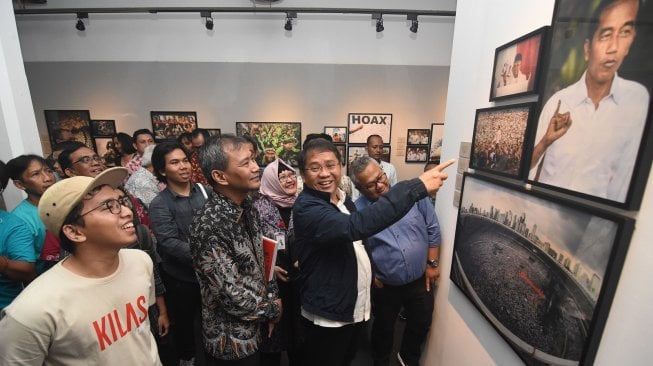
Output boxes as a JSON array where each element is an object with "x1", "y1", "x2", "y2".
[{"x1": 427, "y1": 258, "x2": 439, "y2": 268}]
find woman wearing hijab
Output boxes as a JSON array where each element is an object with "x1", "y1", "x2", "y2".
[{"x1": 254, "y1": 159, "x2": 301, "y2": 366}]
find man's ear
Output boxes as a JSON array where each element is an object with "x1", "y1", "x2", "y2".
[
  {"x1": 64, "y1": 167, "x2": 77, "y2": 178},
  {"x1": 583, "y1": 39, "x2": 590, "y2": 62},
  {"x1": 12, "y1": 180, "x2": 26, "y2": 191},
  {"x1": 211, "y1": 170, "x2": 228, "y2": 186},
  {"x1": 62, "y1": 224, "x2": 87, "y2": 244}
]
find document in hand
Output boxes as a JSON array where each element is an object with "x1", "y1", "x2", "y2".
[{"x1": 262, "y1": 236, "x2": 279, "y2": 282}]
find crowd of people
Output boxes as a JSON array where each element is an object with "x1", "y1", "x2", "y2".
[
  {"x1": 0, "y1": 127, "x2": 452, "y2": 366},
  {"x1": 471, "y1": 109, "x2": 527, "y2": 175}
]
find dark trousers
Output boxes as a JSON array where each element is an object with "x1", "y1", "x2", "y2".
[
  {"x1": 303, "y1": 318, "x2": 366, "y2": 366},
  {"x1": 371, "y1": 276, "x2": 434, "y2": 366},
  {"x1": 204, "y1": 352, "x2": 260, "y2": 366},
  {"x1": 161, "y1": 271, "x2": 202, "y2": 362}
]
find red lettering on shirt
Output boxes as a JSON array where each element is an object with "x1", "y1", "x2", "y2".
[
  {"x1": 92, "y1": 317, "x2": 113, "y2": 351},
  {"x1": 92, "y1": 294, "x2": 149, "y2": 352},
  {"x1": 125, "y1": 302, "x2": 141, "y2": 330},
  {"x1": 137, "y1": 295, "x2": 148, "y2": 323}
]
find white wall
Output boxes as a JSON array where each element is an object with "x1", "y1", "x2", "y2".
[{"x1": 424, "y1": 0, "x2": 653, "y2": 365}]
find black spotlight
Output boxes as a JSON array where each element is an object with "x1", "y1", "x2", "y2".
[
  {"x1": 376, "y1": 18, "x2": 384, "y2": 33},
  {"x1": 201, "y1": 11, "x2": 213, "y2": 30},
  {"x1": 410, "y1": 19, "x2": 418, "y2": 33},
  {"x1": 284, "y1": 12, "x2": 296, "y2": 31},
  {"x1": 75, "y1": 12, "x2": 88, "y2": 31}
]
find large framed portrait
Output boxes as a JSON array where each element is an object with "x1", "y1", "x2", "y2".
[
  {"x1": 470, "y1": 103, "x2": 535, "y2": 179},
  {"x1": 324, "y1": 126, "x2": 348, "y2": 143},
  {"x1": 489, "y1": 26, "x2": 548, "y2": 101},
  {"x1": 90, "y1": 119, "x2": 116, "y2": 137},
  {"x1": 150, "y1": 111, "x2": 197, "y2": 141},
  {"x1": 236, "y1": 122, "x2": 302, "y2": 167},
  {"x1": 44, "y1": 110, "x2": 94, "y2": 150},
  {"x1": 407, "y1": 129, "x2": 431, "y2": 145},
  {"x1": 527, "y1": 0, "x2": 653, "y2": 209},
  {"x1": 405, "y1": 146, "x2": 428, "y2": 163},
  {"x1": 429, "y1": 123, "x2": 444, "y2": 161},
  {"x1": 452, "y1": 173, "x2": 634, "y2": 366},
  {"x1": 347, "y1": 113, "x2": 392, "y2": 144}
]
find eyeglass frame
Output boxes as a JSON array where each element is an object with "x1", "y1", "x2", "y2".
[
  {"x1": 80, "y1": 196, "x2": 133, "y2": 217},
  {"x1": 302, "y1": 162, "x2": 340, "y2": 174},
  {"x1": 72, "y1": 154, "x2": 103, "y2": 165},
  {"x1": 361, "y1": 172, "x2": 388, "y2": 190},
  {"x1": 278, "y1": 173, "x2": 297, "y2": 183}
]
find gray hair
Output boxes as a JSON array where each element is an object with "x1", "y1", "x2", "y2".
[
  {"x1": 199, "y1": 134, "x2": 248, "y2": 185},
  {"x1": 350, "y1": 156, "x2": 379, "y2": 188}
]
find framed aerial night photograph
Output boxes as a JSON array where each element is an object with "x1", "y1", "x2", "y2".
[
  {"x1": 470, "y1": 103, "x2": 535, "y2": 179},
  {"x1": 90, "y1": 119, "x2": 116, "y2": 137},
  {"x1": 44, "y1": 110, "x2": 95, "y2": 150},
  {"x1": 451, "y1": 173, "x2": 634, "y2": 366},
  {"x1": 407, "y1": 129, "x2": 431, "y2": 145},
  {"x1": 489, "y1": 26, "x2": 548, "y2": 101},
  {"x1": 236, "y1": 122, "x2": 302, "y2": 167},
  {"x1": 150, "y1": 111, "x2": 197, "y2": 141},
  {"x1": 206, "y1": 128, "x2": 222, "y2": 138},
  {"x1": 324, "y1": 126, "x2": 348, "y2": 143},
  {"x1": 527, "y1": 0, "x2": 653, "y2": 209},
  {"x1": 429, "y1": 123, "x2": 444, "y2": 162},
  {"x1": 347, "y1": 113, "x2": 392, "y2": 144},
  {"x1": 405, "y1": 146, "x2": 428, "y2": 163}
]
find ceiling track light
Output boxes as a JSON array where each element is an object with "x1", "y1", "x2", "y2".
[
  {"x1": 408, "y1": 14, "x2": 418, "y2": 33},
  {"x1": 372, "y1": 13, "x2": 384, "y2": 33},
  {"x1": 200, "y1": 11, "x2": 213, "y2": 30},
  {"x1": 284, "y1": 12, "x2": 296, "y2": 31},
  {"x1": 75, "y1": 12, "x2": 87, "y2": 31}
]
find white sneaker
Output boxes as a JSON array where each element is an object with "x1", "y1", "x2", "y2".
[{"x1": 397, "y1": 352, "x2": 407, "y2": 366}]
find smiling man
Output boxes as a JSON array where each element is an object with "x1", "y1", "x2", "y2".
[
  {"x1": 58, "y1": 143, "x2": 106, "y2": 178},
  {"x1": 190, "y1": 135, "x2": 281, "y2": 365},
  {"x1": 530, "y1": 0, "x2": 649, "y2": 201},
  {"x1": 0, "y1": 167, "x2": 160, "y2": 365}
]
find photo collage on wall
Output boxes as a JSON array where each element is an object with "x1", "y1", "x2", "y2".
[
  {"x1": 405, "y1": 128, "x2": 430, "y2": 163},
  {"x1": 453, "y1": 1, "x2": 653, "y2": 365}
]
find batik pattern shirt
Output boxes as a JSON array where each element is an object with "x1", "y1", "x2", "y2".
[{"x1": 189, "y1": 191, "x2": 280, "y2": 360}]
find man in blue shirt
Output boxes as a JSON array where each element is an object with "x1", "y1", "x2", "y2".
[{"x1": 351, "y1": 156, "x2": 441, "y2": 366}]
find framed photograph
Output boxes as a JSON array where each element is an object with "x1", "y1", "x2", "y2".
[
  {"x1": 44, "y1": 110, "x2": 95, "y2": 150},
  {"x1": 236, "y1": 122, "x2": 302, "y2": 167},
  {"x1": 490, "y1": 26, "x2": 548, "y2": 101},
  {"x1": 429, "y1": 123, "x2": 444, "y2": 161},
  {"x1": 405, "y1": 146, "x2": 428, "y2": 163},
  {"x1": 407, "y1": 129, "x2": 431, "y2": 145},
  {"x1": 334, "y1": 143, "x2": 347, "y2": 167},
  {"x1": 451, "y1": 173, "x2": 634, "y2": 366},
  {"x1": 528, "y1": 0, "x2": 653, "y2": 209},
  {"x1": 90, "y1": 120, "x2": 116, "y2": 137},
  {"x1": 346, "y1": 144, "x2": 368, "y2": 173},
  {"x1": 470, "y1": 103, "x2": 535, "y2": 179},
  {"x1": 206, "y1": 128, "x2": 222, "y2": 138},
  {"x1": 324, "y1": 126, "x2": 348, "y2": 143},
  {"x1": 93, "y1": 137, "x2": 118, "y2": 167},
  {"x1": 150, "y1": 111, "x2": 197, "y2": 141},
  {"x1": 348, "y1": 113, "x2": 392, "y2": 144}
]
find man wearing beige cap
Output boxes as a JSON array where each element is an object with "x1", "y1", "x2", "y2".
[{"x1": 0, "y1": 167, "x2": 160, "y2": 365}]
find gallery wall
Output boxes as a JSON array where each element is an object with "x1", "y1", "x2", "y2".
[{"x1": 424, "y1": 0, "x2": 653, "y2": 365}]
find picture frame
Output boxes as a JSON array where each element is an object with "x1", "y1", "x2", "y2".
[
  {"x1": 44, "y1": 110, "x2": 95, "y2": 151},
  {"x1": 347, "y1": 113, "x2": 392, "y2": 144},
  {"x1": 324, "y1": 126, "x2": 348, "y2": 143},
  {"x1": 407, "y1": 129, "x2": 431, "y2": 145},
  {"x1": 470, "y1": 103, "x2": 535, "y2": 179},
  {"x1": 206, "y1": 128, "x2": 222, "y2": 138},
  {"x1": 429, "y1": 123, "x2": 444, "y2": 162},
  {"x1": 90, "y1": 119, "x2": 116, "y2": 137},
  {"x1": 346, "y1": 144, "x2": 368, "y2": 174},
  {"x1": 489, "y1": 26, "x2": 548, "y2": 101},
  {"x1": 334, "y1": 143, "x2": 347, "y2": 167},
  {"x1": 93, "y1": 137, "x2": 118, "y2": 167},
  {"x1": 236, "y1": 122, "x2": 302, "y2": 167},
  {"x1": 451, "y1": 172, "x2": 634, "y2": 366},
  {"x1": 405, "y1": 146, "x2": 428, "y2": 163},
  {"x1": 150, "y1": 111, "x2": 197, "y2": 141},
  {"x1": 527, "y1": 0, "x2": 653, "y2": 209}
]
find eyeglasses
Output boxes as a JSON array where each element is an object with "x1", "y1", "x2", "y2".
[
  {"x1": 304, "y1": 163, "x2": 339, "y2": 174},
  {"x1": 73, "y1": 155, "x2": 103, "y2": 165},
  {"x1": 279, "y1": 173, "x2": 297, "y2": 183},
  {"x1": 362, "y1": 172, "x2": 387, "y2": 190},
  {"x1": 80, "y1": 196, "x2": 133, "y2": 217}
]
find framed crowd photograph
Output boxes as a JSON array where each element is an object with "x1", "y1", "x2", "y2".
[
  {"x1": 429, "y1": 123, "x2": 444, "y2": 162},
  {"x1": 90, "y1": 119, "x2": 116, "y2": 137},
  {"x1": 324, "y1": 126, "x2": 348, "y2": 143},
  {"x1": 528, "y1": 0, "x2": 653, "y2": 209},
  {"x1": 150, "y1": 111, "x2": 197, "y2": 141},
  {"x1": 489, "y1": 26, "x2": 548, "y2": 101},
  {"x1": 236, "y1": 122, "x2": 302, "y2": 167},
  {"x1": 451, "y1": 173, "x2": 634, "y2": 366},
  {"x1": 347, "y1": 113, "x2": 392, "y2": 144},
  {"x1": 407, "y1": 129, "x2": 431, "y2": 145},
  {"x1": 405, "y1": 146, "x2": 428, "y2": 163},
  {"x1": 44, "y1": 110, "x2": 95, "y2": 151},
  {"x1": 93, "y1": 137, "x2": 118, "y2": 167},
  {"x1": 206, "y1": 128, "x2": 222, "y2": 138},
  {"x1": 470, "y1": 103, "x2": 535, "y2": 179}
]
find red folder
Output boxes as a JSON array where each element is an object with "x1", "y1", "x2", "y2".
[{"x1": 262, "y1": 236, "x2": 279, "y2": 282}]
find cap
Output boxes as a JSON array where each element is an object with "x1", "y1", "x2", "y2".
[{"x1": 38, "y1": 167, "x2": 128, "y2": 234}]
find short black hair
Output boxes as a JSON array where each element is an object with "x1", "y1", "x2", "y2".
[
  {"x1": 200, "y1": 134, "x2": 248, "y2": 186},
  {"x1": 0, "y1": 160, "x2": 8, "y2": 191},
  {"x1": 152, "y1": 142, "x2": 188, "y2": 183},
  {"x1": 132, "y1": 129, "x2": 154, "y2": 143},
  {"x1": 114, "y1": 132, "x2": 136, "y2": 155},
  {"x1": 366, "y1": 134, "x2": 383, "y2": 145},
  {"x1": 192, "y1": 128, "x2": 210, "y2": 141},
  {"x1": 298, "y1": 138, "x2": 341, "y2": 170},
  {"x1": 304, "y1": 133, "x2": 333, "y2": 148},
  {"x1": 6, "y1": 154, "x2": 48, "y2": 181},
  {"x1": 57, "y1": 141, "x2": 87, "y2": 175},
  {"x1": 178, "y1": 132, "x2": 192, "y2": 143}
]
